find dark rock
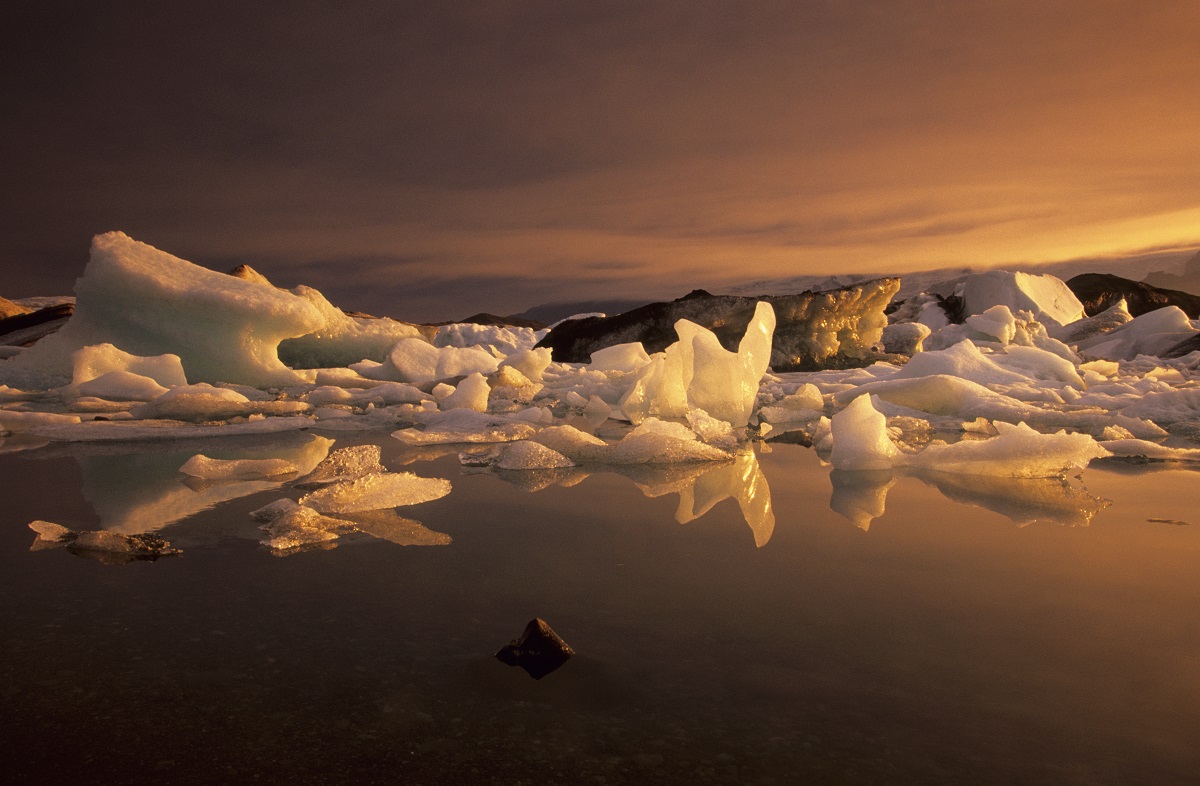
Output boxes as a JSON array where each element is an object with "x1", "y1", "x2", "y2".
[
  {"x1": 0, "y1": 303, "x2": 75, "y2": 346},
  {"x1": 495, "y1": 618, "x2": 574, "y2": 680},
  {"x1": 433, "y1": 312, "x2": 547, "y2": 330},
  {"x1": 535, "y1": 279, "x2": 901, "y2": 371},
  {"x1": 0, "y1": 296, "x2": 30, "y2": 319},
  {"x1": 1066, "y1": 273, "x2": 1200, "y2": 318},
  {"x1": 1163, "y1": 333, "x2": 1200, "y2": 359}
]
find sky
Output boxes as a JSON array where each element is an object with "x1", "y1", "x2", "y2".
[{"x1": 3, "y1": 0, "x2": 1199, "y2": 321}]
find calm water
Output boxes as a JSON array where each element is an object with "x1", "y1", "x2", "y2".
[{"x1": 1, "y1": 431, "x2": 1198, "y2": 785}]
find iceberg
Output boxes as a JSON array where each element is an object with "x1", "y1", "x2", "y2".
[
  {"x1": 1, "y1": 232, "x2": 324, "y2": 387},
  {"x1": 830, "y1": 394, "x2": 1108, "y2": 477},
  {"x1": 620, "y1": 301, "x2": 775, "y2": 427},
  {"x1": 961, "y1": 270, "x2": 1085, "y2": 329}
]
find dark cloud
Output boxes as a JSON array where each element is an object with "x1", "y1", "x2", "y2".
[{"x1": 3, "y1": 1, "x2": 1199, "y2": 318}]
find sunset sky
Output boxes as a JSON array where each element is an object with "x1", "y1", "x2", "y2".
[{"x1": 4, "y1": 1, "x2": 1199, "y2": 321}]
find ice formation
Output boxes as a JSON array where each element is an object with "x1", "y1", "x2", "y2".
[
  {"x1": 493, "y1": 440, "x2": 575, "y2": 470},
  {"x1": 178, "y1": 454, "x2": 299, "y2": 481},
  {"x1": 432, "y1": 323, "x2": 542, "y2": 356},
  {"x1": 441, "y1": 372, "x2": 491, "y2": 411},
  {"x1": 356, "y1": 337, "x2": 500, "y2": 383},
  {"x1": 299, "y1": 472, "x2": 452, "y2": 514},
  {"x1": 620, "y1": 301, "x2": 775, "y2": 427},
  {"x1": 1, "y1": 232, "x2": 324, "y2": 387},
  {"x1": 294, "y1": 444, "x2": 388, "y2": 487},
  {"x1": 277, "y1": 285, "x2": 424, "y2": 368},
  {"x1": 960, "y1": 270, "x2": 1085, "y2": 328},
  {"x1": 828, "y1": 395, "x2": 1108, "y2": 477}
]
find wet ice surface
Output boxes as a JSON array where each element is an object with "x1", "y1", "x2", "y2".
[{"x1": 2, "y1": 433, "x2": 1199, "y2": 785}]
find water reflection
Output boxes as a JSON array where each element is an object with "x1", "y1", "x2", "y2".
[
  {"x1": 465, "y1": 451, "x2": 776, "y2": 547},
  {"x1": 829, "y1": 469, "x2": 895, "y2": 531},
  {"x1": 828, "y1": 467, "x2": 1111, "y2": 530},
  {"x1": 75, "y1": 434, "x2": 333, "y2": 534}
]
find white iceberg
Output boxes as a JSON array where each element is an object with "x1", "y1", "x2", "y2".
[{"x1": 1, "y1": 232, "x2": 324, "y2": 387}]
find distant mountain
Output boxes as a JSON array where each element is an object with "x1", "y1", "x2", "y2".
[{"x1": 1144, "y1": 250, "x2": 1200, "y2": 295}]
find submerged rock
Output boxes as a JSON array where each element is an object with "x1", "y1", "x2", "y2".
[
  {"x1": 495, "y1": 618, "x2": 575, "y2": 680},
  {"x1": 1066, "y1": 273, "x2": 1200, "y2": 318},
  {"x1": 536, "y1": 279, "x2": 900, "y2": 371}
]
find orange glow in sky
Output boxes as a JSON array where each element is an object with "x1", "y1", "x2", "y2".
[{"x1": 4, "y1": 2, "x2": 1200, "y2": 318}]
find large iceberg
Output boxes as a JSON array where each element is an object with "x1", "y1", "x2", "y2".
[{"x1": 1, "y1": 233, "x2": 324, "y2": 387}]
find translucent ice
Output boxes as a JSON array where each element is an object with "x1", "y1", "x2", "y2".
[
  {"x1": 294, "y1": 444, "x2": 387, "y2": 487},
  {"x1": 179, "y1": 454, "x2": 299, "y2": 481},
  {"x1": 589, "y1": 343, "x2": 652, "y2": 373},
  {"x1": 277, "y1": 285, "x2": 424, "y2": 368},
  {"x1": 494, "y1": 440, "x2": 575, "y2": 470},
  {"x1": 829, "y1": 394, "x2": 900, "y2": 471},
  {"x1": 433, "y1": 323, "x2": 541, "y2": 356},
  {"x1": 441, "y1": 372, "x2": 491, "y2": 412},
  {"x1": 75, "y1": 371, "x2": 169, "y2": 401},
  {"x1": 71, "y1": 343, "x2": 187, "y2": 388},
  {"x1": 498, "y1": 347, "x2": 553, "y2": 383},
  {"x1": 829, "y1": 394, "x2": 1107, "y2": 477},
  {"x1": 1, "y1": 233, "x2": 323, "y2": 388},
  {"x1": 621, "y1": 301, "x2": 776, "y2": 427},
  {"x1": 299, "y1": 471, "x2": 451, "y2": 514}
]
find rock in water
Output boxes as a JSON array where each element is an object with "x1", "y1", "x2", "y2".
[
  {"x1": 495, "y1": 618, "x2": 575, "y2": 679},
  {"x1": 536, "y1": 279, "x2": 900, "y2": 371},
  {"x1": 1066, "y1": 273, "x2": 1200, "y2": 318}
]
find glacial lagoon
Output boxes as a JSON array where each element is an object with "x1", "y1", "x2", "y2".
[{"x1": 3, "y1": 432, "x2": 1198, "y2": 785}]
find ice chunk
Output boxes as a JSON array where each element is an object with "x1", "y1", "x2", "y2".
[
  {"x1": 179, "y1": 454, "x2": 298, "y2": 481},
  {"x1": 620, "y1": 301, "x2": 775, "y2": 427},
  {"x1": 356, "y1": 337, "x2": 500, "y2": 383},
  {"x1": 71, "y1": 343, "x2": 187, "y2": 388},
  {"x1": 830, "y1": 394, "x2": 900, "y2": 471},
  {"x1": 498, "y1": 347, "x2": 553, "y2": 383},
  {"x1": 277, "y1": 285, "x2": 424, "y2": 368},
  {"x1": 965, "y1": 305, "x2": 1018, "y2": 344},
  {"x1": 913, "y1": 422, "x2": 1108, "y2": 478},
  {"x1": 131, "y1": 384, "x2": 252, "y2": 421},
  {"x1": 28, "y1": 520, "x2": 73, "y2": 542},
  {"x1": 433, "y1": 323, "x2": 540, "y2": 356},
  {"x1": 829, "y1": 394, "x2": 1107, "y2": 477},
  {"x1": 393, "y1": 408, "x2": 539, "y2": 445},
  {"x1": 250, "y1": 498, "x2": 303, "y2": 523},
  {"x1": 259, "y1": 505, "x2": 347, "y2": 551},
  {"x1": 533, "y1": 419, "x2": 730, "y2": 465},
  {"x1": 299, "y1": 471, "x2": 451, "y2": 513},
  {"x1": 1099, "y1": 439, "x2": 1200, "y2": 462},
  {"x1": 1, "y1": 233, "x2": 323, "y2": 388},
  {"x1": 961, "y1": 270, "x2": 1085, "y2": 328},
  {"x1": 589, "y1": 343, "x2": 652, "y2": 373},
  {"x1": 880, "y1": 322, "x2": 931, "y2": 354},
  {"x1": 294, "y1": 444, "x2": 387, "y2": 488},
  {"x1": 1052, "y1": 299, "x2": 1133, "y2": 344},
  {"x1": 0, "y1": 410, "x2": 82, "y2": 432},
  {"x1": 74, "y1": 370, "x2": 169, "y2": 401},
  {"x1": 1074, "y1": 306, "x2": 1198, "y2": 360},
  {"x1": 494, "y1": 440, "x2": 575, "y2": 470},
  {"x1": 441, "y1": 372, "x2": 490, "y2": 412}
]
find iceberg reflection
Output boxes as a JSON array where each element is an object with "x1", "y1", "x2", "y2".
[
  {"x1": 827, "y1": 465, "x2": 1111, "y2": 529},
  {"x1": 829, "y1": 469, "x2": 896, "y2": 531},
  {"x1": 76, "y1": 434, "x2": 333, "y2": 534},
  {"x1": 464, "y1": 450, "x2": 776, "y2": 546}
]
